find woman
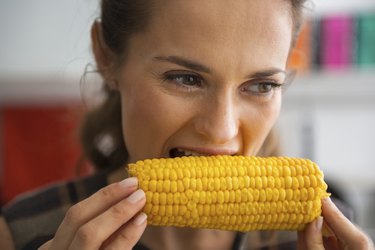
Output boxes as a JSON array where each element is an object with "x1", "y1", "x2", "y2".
[{"x1": 1, "y1": 0, "x2": 373, "y2": 249}]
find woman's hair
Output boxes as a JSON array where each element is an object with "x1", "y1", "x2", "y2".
[{"x1": 80, "y1": 0, "x2": 307, "y2": 170}]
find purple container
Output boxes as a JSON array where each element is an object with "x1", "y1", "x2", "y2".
[{"x1": 320, "y1": 15, "x2": 354, "y2": 69}]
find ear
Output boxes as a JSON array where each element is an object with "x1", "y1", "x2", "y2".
[{"x1": 91, "y1": 20, "x2": 119, "y2": 90}]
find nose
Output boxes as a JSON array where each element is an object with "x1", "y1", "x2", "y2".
[{"x1": 194, "y1": 93, "x2": 239, "y2": 144}]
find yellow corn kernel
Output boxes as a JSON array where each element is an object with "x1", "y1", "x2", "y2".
[{"x1": 127, "y1": 155, "x2": 329, "y2": 232}]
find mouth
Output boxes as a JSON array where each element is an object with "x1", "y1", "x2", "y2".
[{"x1": 169, "y1": 148, "x2": 236, "y2": 158}]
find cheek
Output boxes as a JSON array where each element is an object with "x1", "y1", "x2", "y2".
[
  {"x1": 120, "y1": 89, "x2": 166, "y2": 158},
  {"x1": 259, "y1": 94, "x2": 282, "y2": 135},
  {"x1": 268, "y1": 93, "x2": 282, "y2": 123},
  {"x1": 243, "y1": 94, "x2": 282, "y2": 154},
  {"x1": 119, "y1": 85, "x2": 194, "y2": 161}
]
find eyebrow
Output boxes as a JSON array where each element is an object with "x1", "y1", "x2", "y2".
[
  {"x1": 247, "y1": 68, "x2": 286, "y2": 79},
  {"x1": 153, "y1": 56, "x2": 211, "y2": 73},
  {"x1": 153, "y1": 55, "x2": 286, "y2": 78}
]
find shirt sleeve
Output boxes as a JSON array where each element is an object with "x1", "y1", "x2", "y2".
[{"x1": 1, "y1": 171, "x2": 109, "y2": 250}]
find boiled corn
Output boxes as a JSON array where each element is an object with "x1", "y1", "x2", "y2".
[{"x1": 127, "y1": 155, "x2": 329, "y2": 232}]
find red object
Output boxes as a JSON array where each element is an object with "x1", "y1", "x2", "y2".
[{"x1": 0, "y1": 105, "x2": 91, "y2": 204}]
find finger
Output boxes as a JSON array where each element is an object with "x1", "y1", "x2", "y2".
[
  {"x1": 322, "y1": 198, "x2": 374, "y2": 249},
  {"x1": 323, "y1": 236, "x2": 340, "y2": 250},
  {"x1": 103, "y1": 212, "x2": 147, "y2": 250},
  {"x1": 50, "y1": 177, "x2": 138, "y2": 250},
  {"x1": 300, "y1": 216, "x2": 325, "y2": 250},
  {"x1": 322, "y1": 220, "x2": 335, "y2": 238},
  {"x1": 69, "y1": 189, "x2": 146, "y2": 250}
]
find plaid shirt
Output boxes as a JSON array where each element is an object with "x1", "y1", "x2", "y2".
[{"x1": 3, "y1": 170, "x2": 349, "y2": 250}]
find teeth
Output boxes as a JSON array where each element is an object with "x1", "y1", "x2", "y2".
[
  {"x1": 170, "y1": 148, "x2": 235, "y2": 158},
  {"x1": 174, "y1": 148, "x2": 205, "y2": 157},
  {"x1": 183, "y1": 150, "x2": 203, "y2": 156}
]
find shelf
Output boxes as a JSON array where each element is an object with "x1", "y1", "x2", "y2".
[
  {"x1": 310, "y1": 0, "x2": 375, "y2": 16},
  {"x1": 1, "y1": 69, "x2": 375, "y2": 105},
  {"x1": 0, "y1": 72, "x2": 84, "y2": 105},
  {"x1": 283, "y1": 69, "x2": 375, "y2": 104}
]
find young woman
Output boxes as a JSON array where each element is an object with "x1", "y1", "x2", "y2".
[{"x1": 1, "y1": 0, "x2": 374, "y2": 249}]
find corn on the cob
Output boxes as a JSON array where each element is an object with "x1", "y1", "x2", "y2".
[{"x1": 127, "y1": 155, "x2": 329, "y2": 232}]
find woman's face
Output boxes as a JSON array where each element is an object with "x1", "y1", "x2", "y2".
[{"x1": 116, "y1": 0, "x2": 293, "y2": 163}]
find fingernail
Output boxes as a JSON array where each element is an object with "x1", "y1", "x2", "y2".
[
  {"x1": 322, "y1": 222, "x2": 335, "y2": 238},
  {"x1": 133, "y1": 212, "x2": 147, "y2": 225},
  {"x1": 126, "y1": 189, "x2": 145, "y2": 203},
  {"x1": 322, "y1": 197, "x2": 334, "y2": 207},
  {"x1": 315, "y1": 216, "x2": 323, "y2": 231},
  {"x1": 119, "y1": 177, "x2": 138, "y2": 188},
  {"x1": 323, "y1": 197, "x2": 332, "y2": 203}
]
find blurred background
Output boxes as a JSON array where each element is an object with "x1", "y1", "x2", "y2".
[{"x1": 0, "y1": 0, "x2": 375, "y2": 239}]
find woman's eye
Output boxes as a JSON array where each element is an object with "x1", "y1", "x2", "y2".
[
  {"x1": 242, "y1": 81, "x2": 282, "y2": 95},
  {"x1": 164, "y1": 73, "x2": 203, "y2": 88}
]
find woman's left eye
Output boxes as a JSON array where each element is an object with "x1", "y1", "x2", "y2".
[{"x1": 241, "y1": 81, "x2": 283, "y2": 95}]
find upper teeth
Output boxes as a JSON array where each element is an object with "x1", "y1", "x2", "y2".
[
  {"x1": 171, "y1": 148, "x2": 235, "y2": 157},
  {"x1": 182, "y1": 150, "x2": 204, "y2": 156}
]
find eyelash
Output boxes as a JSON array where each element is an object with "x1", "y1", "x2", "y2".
[
  {"x1": 161, "y1": 72, "x2": 203, "y2": 90},
  {"x1": 160, "y1": 71, "x2": 284, "y2": 95},
  {"x1": 241, "y1": 81, "x2": 283, "y2": 96}
]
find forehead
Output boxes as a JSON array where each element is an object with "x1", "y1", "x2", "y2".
[
  {"x1": 128, "y1": 0, "x2": 293, "y2": 70},
  {"x1": 151, "y1": 0, "x2": 292, "y2": 40}
]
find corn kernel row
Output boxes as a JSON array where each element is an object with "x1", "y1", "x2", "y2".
[{"x1": 128, "y1": 155, "x2": 329, "y2": 232}]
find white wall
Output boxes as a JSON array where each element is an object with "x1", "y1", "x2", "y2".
[
  {"x1": 0, "y1": 0, "x2": 99, "y2": 76},
  {"x1": 312, "y1": 0, "x2": 375, "y2": 15}
]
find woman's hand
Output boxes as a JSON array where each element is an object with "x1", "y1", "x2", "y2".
[
  {"x1": 39, "y1": 177, "x2": 147, "y2": 250},
  {"x1": 297, "y1": 198, "x2": 374, "y2": 250}
]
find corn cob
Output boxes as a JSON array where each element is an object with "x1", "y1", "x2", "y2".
[{"x1": 127, "y1": 155, "x2": 329, "y2": 232}]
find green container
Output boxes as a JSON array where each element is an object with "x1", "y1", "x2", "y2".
[{"x1": 356, "y1": 13, "x2": 375, "y2": 67}]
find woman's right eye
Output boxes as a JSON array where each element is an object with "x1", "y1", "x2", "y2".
[{"x1": 163, "y1": 72, "x2": 203, "y2": 90}]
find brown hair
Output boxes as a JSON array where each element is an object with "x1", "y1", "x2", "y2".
[{"x1": 80, "y1": 0, "x2": 306, "y2": 170}]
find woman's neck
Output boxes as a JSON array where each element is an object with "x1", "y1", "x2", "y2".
[{"x1": 140, "y1": 226, "x2": 236, "y2": 250}]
